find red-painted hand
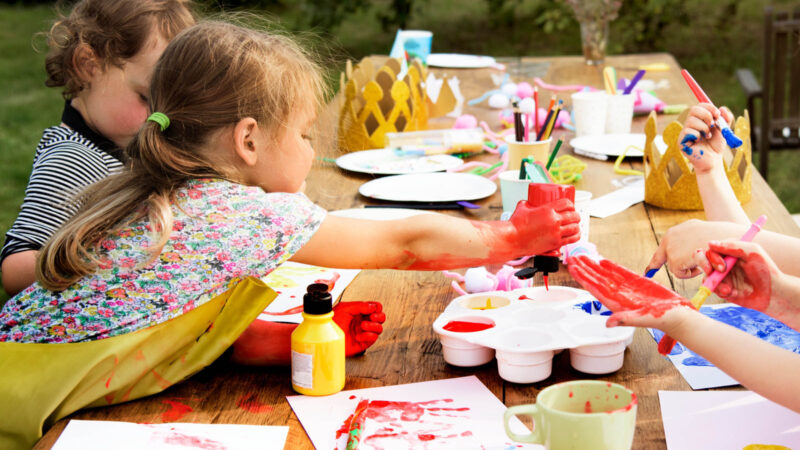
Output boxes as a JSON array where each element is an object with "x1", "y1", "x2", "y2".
[
  {"x1": 701, "y1": 241, "x2": 777, "y2": 312},
  {"x1": 567, "y1": 255, "x2": 694, "y2": 329},
  {"x1": 333, "y1": 301, "x2": 386, "y2": 357},
  {"x1": 510, "y1": 198, "x2": 581, "y2": 255}
]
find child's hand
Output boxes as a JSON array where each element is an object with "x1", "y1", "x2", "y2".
[
  {"x1": 510, "y1": 198, "x2": 580, "y2": 255},
  {"x1": 568, "y1": 255, "x2": 695, "y2": 333},
  {"x1": 646, "y1": 219, "x2": 719, "y2": 279},
  {"x1": 700, "y1": 241, "x2": 780, "y2": 312},
  {"x1": 333, "y1": 301, "x2": 386, "y2": 357},
  {"x1": 679, "y1": 103, "x2": 735, "y2": 174}
]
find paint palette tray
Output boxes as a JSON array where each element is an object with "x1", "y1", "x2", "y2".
[{"x1": 432, "y1": 286, "x2": 635, "y2": 384}]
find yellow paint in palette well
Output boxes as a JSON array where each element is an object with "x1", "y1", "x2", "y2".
[
  {"x1": 743, "y1": 445, "x2": 791, "y2": 450},
  {"x1": 470, "y1": 298, "x2": 497, "y2": 311}
]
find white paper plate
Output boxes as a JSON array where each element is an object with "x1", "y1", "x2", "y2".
[
  {"x1": 427, "y1": 53, "x2": 497, "y2": 69},
  {"x1": 570, "y1": 133, "x2": 667, "y2": 158},
  {"x1": 358, "y1": 172, "x2": 497, "y2": 202},
  {"x1": 336, "y1": 149, "x2": 463, "y2": 175},
  {"x1": 329, "y1": 208, "x2": 434, "y2": 221}
]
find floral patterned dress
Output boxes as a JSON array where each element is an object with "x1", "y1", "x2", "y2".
[{"x1": 0, "y1": 178, "x2": 326, "y2": 343}]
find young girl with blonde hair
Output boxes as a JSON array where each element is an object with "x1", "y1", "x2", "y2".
[
  {"x1": 1, "y1": 0, "x2": 196, "y2": 295},
  {"x1": 0, "y1": 20, "x2": 578, "y2": 448}
]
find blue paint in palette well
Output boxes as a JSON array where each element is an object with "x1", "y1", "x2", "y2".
[
  {"x1": 575, "y1": 300, "x2": 613, "y2": 316},
  {"x1": 651, "y1": 305, "x2": 800, "y2": 366}
]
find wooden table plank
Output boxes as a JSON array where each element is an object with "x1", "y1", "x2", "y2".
[{"x1": 35, "y1": 53, "x2": 799, "y2": 450}]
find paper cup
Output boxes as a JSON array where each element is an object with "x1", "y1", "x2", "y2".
[
  {"x1": 605, "y1": 94, "x2": 635, "y2": 134},
  {"x1": 571, "y1": 91, "x2": 608, "y2": 137},
  {"x1": 574, "y1": 190, "x2": 592, "y2": 242},
  {"x1": 499, "y1": 170, "x2": 532, "y2": 213},
  {"x1": 505, "y1": 135, "x2": 552, "y2": 176},
  {"x1": 401, "y1": 30, "x2": 433, "y2": 64}
]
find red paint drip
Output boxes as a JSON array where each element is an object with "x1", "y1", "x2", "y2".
[
  {"x1": 544, "y1": 274, "x2": 549, "y2": 291},
  {"x1": 160, "y1": 399, "x2": 193, "y2": 422},
  {"x1": 584, "y1": 401, "x2": 592, "y2": 413},
  {"x1": 264, "y1": 305, "x2": 304, "y2": 316},
  {"x1": 236, "y1": 393, "x2": 273, "y2": 413},
  {"x1": 442, "y1": 321, "x2": 494, "y2": 332}
]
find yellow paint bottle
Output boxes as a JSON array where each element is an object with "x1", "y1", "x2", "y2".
[{"x1": 291, "y1": 283, "x2": 345, "y2": 396}]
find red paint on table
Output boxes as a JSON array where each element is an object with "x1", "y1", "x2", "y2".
[
  {"x1": 442, "y1": 321, "x2": 494, "y2": 332},
  {"x1": 236, "y1": 393, "x2": 273, "y2": 413},
  {"x1": 160, "y1": 399, "x2": 193, "y2": 422}
]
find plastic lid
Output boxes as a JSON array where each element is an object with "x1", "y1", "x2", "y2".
[{"x1": 303, "y1": 283, "x2": 333, "y2": 315}]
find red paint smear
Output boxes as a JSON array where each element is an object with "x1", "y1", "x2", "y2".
[
  {"x1": 151, "y1": 369, "x2": 171, "y2": 389},
  {"x1": 606, "y1": 392, "x2": 638, "y2": 414},
  {"x1": 161, "y1": 399, "x2": 193, "y2": 422},
  {"x1": 349, "y1": 395, "x2": 356, "y2": 400},
  {"x1": 418, "y1": 434, "x2": 436, "y2": 441},
  {"x1": 105, "y1": 356, "x2": 119, "y2": 389},
  {"x1": 427, "y1": 407, "x2": 470, "y2": 412},
  {"x1": 264, "y1": 305, "x2": 304, "y2": 316},
  {"x1": 442, "y1": 321, "x2": 494, "y2": 332},
  {"x1": 518, "y1": 295, "x2": 532, "y2": 300},
  {"x1": 336, "y1": 398, "x2": 462, "y2": 442},
  {"x1": 568, "y1": 391, "x2": 573, "y2": 398},
  {"x1": 315, "y1": 271, "x2": 341, "y2": 291},
  {"x1": 584, "y1": 401, "x2": 592, "y2": 413},
  {"x1": 158, "y1": 431, "x2": 227, "y2": 449},
  {"x1": 236, "y1": 393, "x2": 273, "y2": 414},
  {"x1": 105, "y1": 393, "x2": 115, "y2": 404}
]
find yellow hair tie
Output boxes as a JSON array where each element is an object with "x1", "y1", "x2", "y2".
[{"x1": 147, "y1": 112, "x2": 170, "y2": 131}]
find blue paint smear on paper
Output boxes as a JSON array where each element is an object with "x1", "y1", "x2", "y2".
[
  {"x1": 651, "y1": 305, "x2": 800, "y2": 366},
  {"x1": 575, "y1": 300, "x2": 612, "y2": 316}
]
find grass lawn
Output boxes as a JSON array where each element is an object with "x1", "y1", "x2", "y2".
[{"x1": 1, "y1": 1, "x2": 799, "y2": 302}]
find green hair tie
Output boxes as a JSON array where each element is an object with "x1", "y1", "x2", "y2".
[{"x1": 147, "y1": 112, "x2": 170, "y2": 131}]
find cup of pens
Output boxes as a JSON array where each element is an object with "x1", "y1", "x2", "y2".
[{"x1": 505, "y1": 136, "x2": 551, "y2": 175}]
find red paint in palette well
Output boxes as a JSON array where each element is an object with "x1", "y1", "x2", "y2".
[
  {"x1": 236, "y1": 393, "x2": 273, "y2": 413},
  {"x1": 442, "y1": 321, "x2": 494, "y2": 332}
]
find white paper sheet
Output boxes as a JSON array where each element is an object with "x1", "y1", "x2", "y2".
[
  {"x1": 588, "y1": 177, "x2": 644, "y2": 218},
  {"x1": 649, "y1": 303, "x2": 800, "y2": 390},
  {"x1": 258, "y1": 262, "x2": 361, "y2": 324},
  {"x1": 287, "y1": 376, "x2": 543, "y2": 450},
  {"x1": 52, "y1": 420, "x2": 288, "y2": 450},
  {"x1": 659, "y1": 391, "x2": 800, "y2": 449}
]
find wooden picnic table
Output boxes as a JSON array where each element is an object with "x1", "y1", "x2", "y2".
[{"x1": 35, "y1": 53, "x2": 800, "y2": 449}]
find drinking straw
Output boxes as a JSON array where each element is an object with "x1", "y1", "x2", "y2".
[
  {"x1": 546, "y1": 138, "x2": 564, "y2": 170},
  {"x1": 623, "y1": 69, "x2": 646, "y2": 95},
  {"x1": 603, "y1": 66, "x2": 617, "y2": 95}
]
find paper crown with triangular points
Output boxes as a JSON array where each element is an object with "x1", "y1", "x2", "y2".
[
  {"x1": 337, "y1": 57, "x2": 457, "y2": 152},
  {"x1": 643, "y1": 110, "x2": 752, "y2": 210}
]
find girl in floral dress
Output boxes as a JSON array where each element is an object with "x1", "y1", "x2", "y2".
[{"x1": 0, "y1": 21, "x2": 579, "y2": 448}]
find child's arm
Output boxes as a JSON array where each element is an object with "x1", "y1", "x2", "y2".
[
  {"x1": 291, "y1": 199, "x2": 580, "y2": 270},
  {"x1": 568, "y1": 255, "x2": 800, "y2": 413},
  {"x1": 1, "y1": 250, "x2": 38, "y2": 296},
  {"x1": 679, "y1": 104, "x2": 750, "y2": 224},
  {"x1": 645, "y1": 219, "x2": 800, "y2": 279}
]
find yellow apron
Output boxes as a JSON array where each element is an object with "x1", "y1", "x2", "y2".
[{"x1": 0, "y1": 276, "x2": 276, "y2": 450}]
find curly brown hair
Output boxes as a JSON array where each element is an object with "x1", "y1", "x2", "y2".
[{"x1": 44, "y1": 0, "x2": 196, "y2": 99}]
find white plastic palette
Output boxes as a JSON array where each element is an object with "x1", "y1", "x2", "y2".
[{"x1": 432, "y1": 286, "x2": 635, "y2": 384}]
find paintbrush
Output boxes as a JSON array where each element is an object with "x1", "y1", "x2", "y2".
[
  {"x1": 657, "y1": 215, "x2": 767, "y2": 355},
  {"x1": 680, "y1": 69, "x2": 743, "y2": 149}
]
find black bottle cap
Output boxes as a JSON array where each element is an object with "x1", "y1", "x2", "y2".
[{"x1": 303, "y1": 283, "x2": 332, "y2": 315}]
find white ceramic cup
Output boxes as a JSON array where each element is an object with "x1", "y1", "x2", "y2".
[
  {"x1": 605, "y1": 94, "x2": 636, "y2": 134},
  {"x1": 498, "y1": 170, "x2": 532, "y2": 213},
  {"x1": 574, "y1": 190, "x2": 593, "y2": 242},
  {"x1": 571, "y1": 91, "x2": 608, "y2": 137}
]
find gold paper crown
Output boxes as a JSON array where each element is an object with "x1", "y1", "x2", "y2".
[
  {"x1": 644, "y1": 111, "x2": 752, "y2": 210},
  {"x1": 338, "y1": 58, "x2": 457, "y2": 152}
]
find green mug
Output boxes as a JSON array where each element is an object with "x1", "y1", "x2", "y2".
[{"x1": 504, "y1": 380, "x2": 637, "y2": 450}]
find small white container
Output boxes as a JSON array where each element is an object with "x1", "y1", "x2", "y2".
[
  {"x1": 457, "y1": 293, "x2": 513, "y2": 311},
  {"x1": 495, "y1": 329, "x2": 555, "y2": 383},
  {"x1": 433, "y1": 315, "x2": 497, "y2": 367},
  {"x1": 570, "y1": 340, "x2": 627, "y2": 374}
]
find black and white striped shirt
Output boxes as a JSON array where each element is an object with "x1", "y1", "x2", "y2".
[{"x1": 1, "y1": 102, "x2": 126, "y2": 263}]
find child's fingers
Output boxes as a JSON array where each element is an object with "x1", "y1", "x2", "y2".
[
  {"x1": 719, "y1": 106, "x2": 734, "y2": 125},
  {"x1": 559, "y1": 210, "x2": 581, "y2": 225},
  {"x1": 550, "y1": 198, "x2": 576, "y2": 212},
  {"x1": 598, "y1": 258, "x2": 634, "y2": 286},
  {"x1": 707, "y1": 239, "x2": 755, "y2": 259},
  {"x1": 703, "y1": 248, "x2": 726, "y2": 273},
  {"x1": 683, "y1": 116, "x2": 711, "y2": 139},
  {"x1": 369, "y1": 312, "x2": 386, "y2": 323},
  {"x1": 360, "y1": 321, "x2": 383, "y2": 333},
  {"x1": 606, "y1": 308, "x2": 649, "y2": 327},
  {"x1": 690, "y1": 104, "x2": 718, "y2": 125},
  {"x1": 355, "y1": 331, "x2": 380, "y2": 344},
  {"x1": 560, "y1": 223, "x2": 580, "y2": 239},
  {"x1": 646, "y1": 239, "x2": 668, "y2": 275}
]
